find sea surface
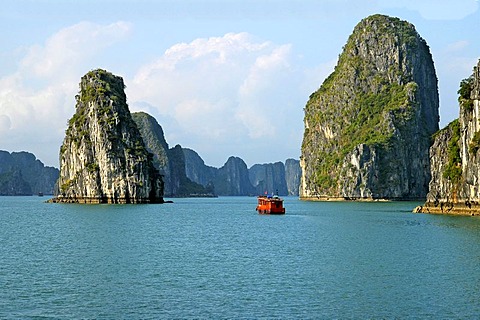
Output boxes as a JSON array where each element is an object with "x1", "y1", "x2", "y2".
[{"x1": 1, "y1": 196, "x2": 480, "y2": 319}]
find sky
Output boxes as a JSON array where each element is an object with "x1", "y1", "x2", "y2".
[{"x1": 0, "y1": 0, "x2": 479, "y2": 168}]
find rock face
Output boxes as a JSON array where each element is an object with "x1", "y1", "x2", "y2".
[
  {"x1": 300, "y1": 14, "x2": 439, "y2": 200},
  {"x1": 131, "y1": 111, "x2": 299, "y2": 197},
  {"x1": 132, "y1": 112, "x2": 213, "y2": 197},
  {"x1": 285, "y1": 159, "x2": 301, "y2": 196},
  {"x1": 131, "y1": 112, "x2": 171, "y2": 194},
  {"x1": 420, "y1": 60, "x2": 480, "y2": 214},
  {"x1": 249, "y1": 162, "x2": 288, "y2": 196},
  {"x1": 183, "y1": 148, "x2": 217, "y2": 190},
  {"x1": 0, "y1": 151, "x2": 58, "y2": 195},
  {"x1": 52, "y1": 69, "x2": 163, "y2": 203},
  {"x1": 214, "y1": 157, "x2": 256, "y2": 196}
]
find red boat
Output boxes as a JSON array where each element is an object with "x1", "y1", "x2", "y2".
[{"x1": 256, "y1": 195, "x2": 285, "y2": 214}]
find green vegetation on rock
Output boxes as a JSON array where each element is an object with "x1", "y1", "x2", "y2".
[
  {"x1": 442, "y1": 119, "x2": 462, "y2": 182},
  {"x1": 458, "y1": 76, "x2": 474, "y2": 111}
]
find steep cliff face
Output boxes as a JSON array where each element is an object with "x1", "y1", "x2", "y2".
[
  {"x1": 132, "y1": 112, "x2": 171, "y2": 194},
  {"x1": 301, "y1": 14, "x2": 439, "y2": 200},
  {"x1": 53, "y1": 69, "x2": 163, "y2": 203},
  {"x1": 166, "y1": 145, "x2": 212, "y2": 196},
  {"x1": 183, "y1": 151, "x2": 300, "y2": 196},
  {"x1": 0, "y1": 151, "x2": 58, "y2": 195},
  {"x1": 249, "y1": 162, "x2": 288, "y2": 196},
  {"x1": 132, "y1": 112, "x2": 212, "y2": 197},
  {"x1": 215, "y1": 156, "x2": 255, "y2": 196},
  {"x1": 183, "y1": 148, "x2": 217, "y2": 189},
  {"x1": 285, "y1": 158, "x2": 301, "y2": 196},
  {"x1": 420, "y1": 60, "x2": 480, "y2": 214}
]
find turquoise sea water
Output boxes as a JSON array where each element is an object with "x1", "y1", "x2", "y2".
[{"x1": 1, "y1": 196, "x2": 480, "y2": 318}]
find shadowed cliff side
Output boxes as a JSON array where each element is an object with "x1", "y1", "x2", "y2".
[{"x1": 132, "y1": 112, "x2": 214, "y2": 197}]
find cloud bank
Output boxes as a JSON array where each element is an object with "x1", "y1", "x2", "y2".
[{"x1": 129, "y1": 32, "x2": 311, "y2": 167}]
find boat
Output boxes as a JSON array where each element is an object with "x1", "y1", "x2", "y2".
[{"x1": 256, "y1": 194, "x2": 285, "y2": 214}]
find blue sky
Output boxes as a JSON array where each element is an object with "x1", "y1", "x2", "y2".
[{"x1": 0, "y1": 0, "x2": 479, "y2": 168}]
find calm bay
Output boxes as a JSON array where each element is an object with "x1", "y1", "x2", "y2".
[{"x1": 1, "y1": 196, "x2": 480, "y2": 318}]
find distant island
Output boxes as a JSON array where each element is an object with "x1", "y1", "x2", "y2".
[
  {"x1": 132, "y1": 111, "x2": 300, "y2": 197},
  {"x1": 0, "y1": 151, "x2": 58, "y2": 196}
]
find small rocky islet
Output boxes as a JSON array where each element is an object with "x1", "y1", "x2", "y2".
[{"x1": 50, "y1": 69, "x2": 164, "y2": 203}]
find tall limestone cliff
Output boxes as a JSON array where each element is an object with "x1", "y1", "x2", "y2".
[
  {"x1": 419, "y1": 60, "x2": 480, "y2": 214},
  {"x1": 52, "y1": 69, "x2": 163, "y2": 203},
  {"x1": 214, "y1": 157, "x2": 255, "y2": 196},
  {"x1": 131, "y1": 112, "x2": 172, "y2": 194},
  {"x1": 183, "y1": 148, "x2": 217, "y2": 190},
  {"x1": 249, "y1": 162, "x2": 288, "y2": 196},
  {"x1": 301, "y1": 14, "x2": 439, "y2": 200},
  {"x1": 285, "y1": 158, "x2": 301, "y2": 196}
]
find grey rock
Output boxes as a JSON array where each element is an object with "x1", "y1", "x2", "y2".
[{"x1": 52, "y1": 69, "x2": 163, "y2": 203}]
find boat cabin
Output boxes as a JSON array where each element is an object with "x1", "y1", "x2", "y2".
[{"x1": 256, "y1": 195, "x2": 285, "y2": 214}]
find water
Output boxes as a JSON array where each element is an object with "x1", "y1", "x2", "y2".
[{"x1": 2, "y1": 196, "x2": 480, "y2": 318}]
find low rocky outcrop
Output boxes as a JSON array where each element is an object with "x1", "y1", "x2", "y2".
[
  {"x1": 0, "y1": 151, "x2": 58, "y2": 195},
  {"x1": 300, "y1": 14, "x2": 439, "y2": 200},
  {"x1": 418, "y1": 59, "x2": 480, "y2": 215},
  {"x1": 51, "y1": 69, "x2": 163, "y2": 203}
]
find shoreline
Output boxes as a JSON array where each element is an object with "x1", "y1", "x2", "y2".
[
  {"x1": 414, "y1": 202, "x2": 480, "y2": 216},
  {"x1": 299, "y1": 196, "x2": 423, "y2": 202}
]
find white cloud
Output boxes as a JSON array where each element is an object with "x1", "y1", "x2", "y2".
[
  {"x1": 128, "y1": 32, "x2": 306, "y2": 166},
  {"x1": 20, "y1": 21, "x2": 132, "y2": 79},
  {"x1": 0, "y1": 21, "x2": 131, "y2": 166}
]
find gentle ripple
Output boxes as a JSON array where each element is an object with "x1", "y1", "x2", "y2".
[{"x1": 1, "y1": 196, "x2": 480, "y2": 318}]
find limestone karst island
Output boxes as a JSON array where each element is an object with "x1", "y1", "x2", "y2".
[
  {"x1": 300, "y1": 14, "x2": 439, "y2": 201},
  {"x1": 49, "y1": 69, "x2": 164, "y2": 204}
]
